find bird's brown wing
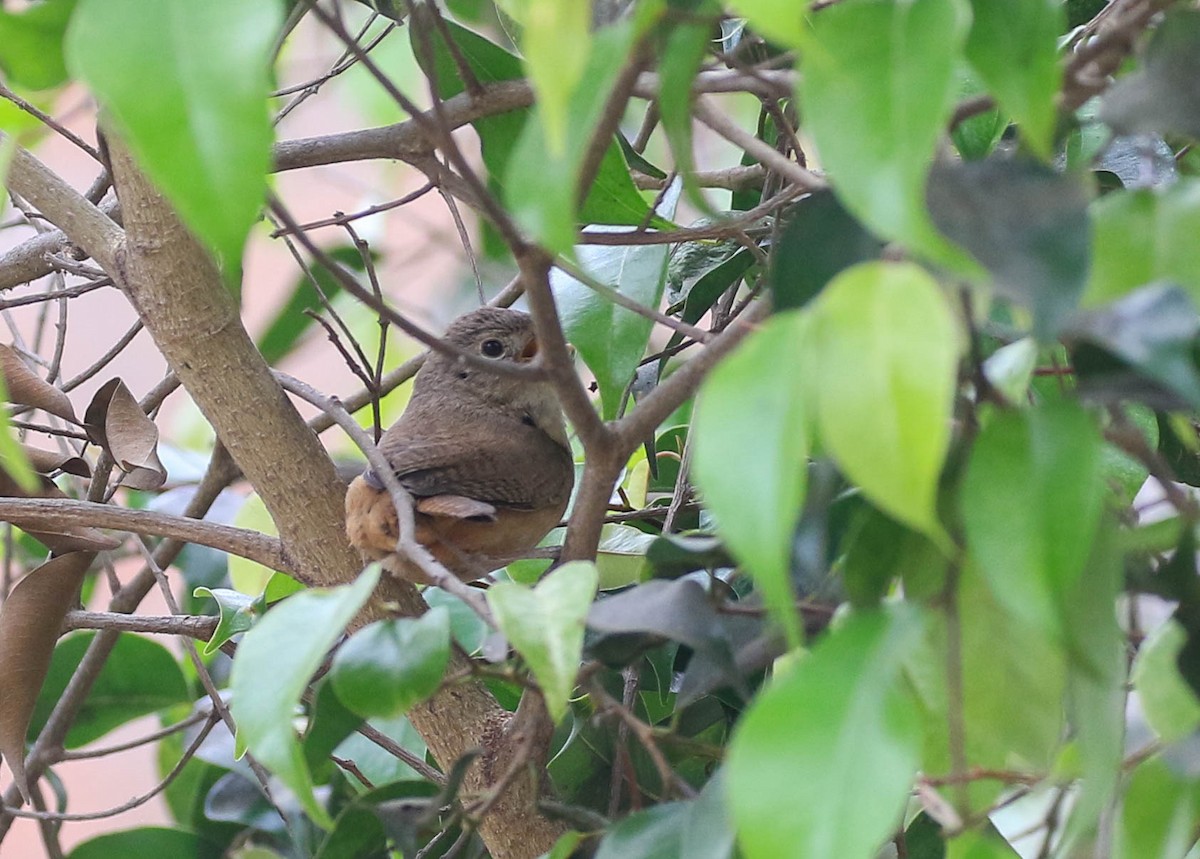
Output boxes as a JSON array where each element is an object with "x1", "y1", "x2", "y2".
[{"x1": 372, "y1": 425, "x2": 573, "y2": 510}]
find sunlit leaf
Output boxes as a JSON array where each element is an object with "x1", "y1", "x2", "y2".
[{"x1": 0, "y1": 0, "x2": 77, "y2": 91}]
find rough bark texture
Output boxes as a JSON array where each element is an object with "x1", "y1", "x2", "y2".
[{"x1": 105, "y1": 141, "x2": 562, "y2": 859}]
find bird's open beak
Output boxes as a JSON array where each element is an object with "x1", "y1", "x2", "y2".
[{"x1": 518, "y1": 336, "x2": 539, "y2": 362}]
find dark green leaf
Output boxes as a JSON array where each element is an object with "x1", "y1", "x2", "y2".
[
  {"x1": 331, "y1": 608, "x2": 450, "y2": 719},
  {"x1": 595, "y1": 802, "x2": 690, "y2": 859},
  {"x1": 927, "y1": 158, "x2": 1091, "y2": 340},
  {"x1": 258, "y1": 246, "x2": 368, "y2": 365},
  {"x1": 67, "y1": 827, "x2": 221, "y2": 859},
  {"x1": 1100, "y1": 9, "x2": 1200, "y2": 140}
]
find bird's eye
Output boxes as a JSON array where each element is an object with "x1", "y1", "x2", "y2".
[{"x1": 481, "y1": 339, "x2": 505, "y2": 358}]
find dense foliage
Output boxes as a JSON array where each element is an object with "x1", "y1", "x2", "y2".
[{"x1": 2, "y1": 0, "x2": 1200, "y2": 857}]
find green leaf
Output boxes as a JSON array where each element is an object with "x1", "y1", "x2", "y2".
[
  {"x1": 728, "y1": 607, "x2": 925, "y2": 859},
  {"x1": 1115, "y1": 756, "x2": 1200, "y2": 859},
  {"x1": 659, "y1": 13, "x2": 719, "y2": 210},
  {"x1": 66, "y1": 0, "x2": 281, "y2": 272},
  {"x1": 487, "y1": 561, "x2": 598, "y2": 722},
  {"x1": 229, "y1": 566, "x2": 380, "y2": 828},
  {"x1": 193, "y1": 587, "x2": 259, "y2": 656},
  {"x1": 553, "y1": 180, "x2": 681, "y2": 418},
  {"x1": 30, "y1": 632, "x2": 189, "y2": 748},
  {"x1": 693, "y1": 311, "x2": 811, "y2": 647},
  {"x1": 258, "y1": 246, "x2": 367, "y2": 365},
  {"x1": 963, "y1": 0, "x2": 1062, "y2": 159},
  {"x1": 330, "y1": 713, "x2": 428, "y2": 787},
  {"x1": 330, "y1": 608, "x2": 450, "y2": 719},
  {"x1": 960, "y1": 402, "x2": 1106, "y2": 641},
  {"x1": 798, "y1": 0, "x2": 974, "y2": 268},
  {"x1": 511, "y1": 0, "x2": 591, "y2": 156},
  {"x1": 813, "y1": 261, "x2": 960, "y2": 544},
  {"x1": 0, "y1": 0, "x2": 77, "y2": 91},
  {"x1": 595, "y1": 802, "x2": 690, "y2": 859},
  {"x1": 68, "y1": 826, "x2": 221, "y2": 859},
  {"x1": 0, "y1": 372, "x2": 38, "y2": 493},
  {"x1": 725, "y1": 0, "x2": 805, "y2": 48},
  {"x1": 1133, "y1": 620, "x2": 1200, "y2": 743},
  {"x1": 594, "y1": 523, "x2": 655, "y2": 589},
  {"x1": 946, "y1": 830, "x2": 1021, "y2": 858},
  {"x1": 1086, "y1": 180, "x2": 1200, "y2": 306}
]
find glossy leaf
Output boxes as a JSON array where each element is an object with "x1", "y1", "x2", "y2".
[
  {"x1": 553, "y1": 180, "x2": 680, "y2": 418},
  {"x1": 66, "y1": 0, "x2": 281, "y2": 271},
  {"x1": 1087, "y1": 179, "x2": 1200, "y2": 305},
  {"x1": 487, "y1": 561, "x2": 598, "y2": 722},
  {"x1": 961, "y1": 402, "x2": 1106, "y2": 640},
  {"x1": 728, "y1": 607, "x2": 925, "y2": 859},
  {"x1": 330, "y1": 608, "x2": 450, "y2": 719},
  {"x1": 229, "y1": 567, "x2": 380, "y2": 828},
  {"x1": 963, "y1": 0, "x2": 1062, "y2": 159},
  {"x1": 927, "y1": 158, "x2": 1091, "y2": 340},
  {"x1": 799, "y1": 0, "x2": 974, "y2": 268},
  {"x1": 814, "y1": 262, "x2": 959, "y2": 544},
  {"x1": 693, "y1": 311, "x2": 811, "y2": 646}
]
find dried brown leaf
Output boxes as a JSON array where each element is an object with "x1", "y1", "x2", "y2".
[
  {"x1": 0, "y1": 471, "x2": 121, "y2": 553},
  {"x1": 0, "y1": 551, "x2": 96, "y2": 801},
  {"x1": 0, "y1": 345, "x2": 78, "y2": 424},
  {"x1": 84, "y1": 378, "x2": 166, "y2": 490},
  {"x1": 22, "y1": 446, "x2": 91, "y2": 478}
]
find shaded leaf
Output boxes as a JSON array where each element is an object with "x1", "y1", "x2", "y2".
[
  {"x1": 927, "y1": 158, "x2": 1091, "y2": 340},
  {"x1": 193, "y1": 587, "x2": 259, "y2": 656},
  {"x1": 963, "y1": 0, "x2": 1062, "y2": 159},
  {"x1": 644, "y1": 533, "x2": 734, "y2": 579},
  {"x1": 728, "y1": 607, "x2": 925, "y2": 859},
  {"x1": 1100, "y1": 9, "x2": 1200, "y2": 140},
  {"x1": 0, "y1": 343, "x2": 78, "y2": 423},
  {"x1": 487, "y1": 561, "x2": 598, "y2": 722},
  {"x1": 981, "y1": 338, "x2": 1038, "y2": 404},
  {"x1": 66, "y1": 0, "x2": 281, "y2": 271},
  {"x1": 1133, "y1": 620, "x2": 1200, "y2": 743},
  {"x1": 258, "y1": 246, "x2": 367, "y2": 365},
  {"x1": 799, "y1": 0, "x2": 974, "y2": 268},
  {"x1": 0, "y1": 552, "x2": 94, "y2": 800},
  {"x1": 594, "y1": 523, "x2": 655, "y2": 590},
  {"x1": 594, "y1": 802, "x2": 690, "y2": 859},
  {"x1": 771, "y1": 191, "x2": 885, "y2": 312},
  {"x1": 84, "y1": 378, "x2": 165, "y2": 489},
  {"x1": 693, "y1": 311, "x2": 810, "y2": 646},
  {"x1": 230, "y1": 566, "x2": 381, "y2": 828},
  {"x1": 814, "y1": 262, "x2": 959, "y2": 544},
  {"x1": 330, "y1": 607, "x2": 450, "y2": 719},
  {"x1": 960, "y1": 402, "x2": 1105, "y2": 640},
  {"x1": 22, "y1": 445, "x2": 91, "y2": 478},
  {"x1": 68, "y1": 826, "x2": 222, "y2": 859},
  {"x1": 1114, "y1": 756, "x2": 1200, "y2": 859}
]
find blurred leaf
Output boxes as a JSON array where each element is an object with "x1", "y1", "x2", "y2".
[
  {"x1": 946, "y1": 830, "x2": 1020, "y2": 858},
  {"x1": 841, "y1": 506, "x2": 947, "y2": 608},
  {"x1": 488, "y1": 561, "x2": 598, "y2": 722},
  {"x1": 645, "y1": 533, "x2": 734, "y2": 579},
  {"x1": 1071, "y1": 285, "x2": 1200, "y2": 410},
  {"x1": 961, "y1": 402, "x2": 1105, "y2": 640},
  {"x1": 66, "y1": 0, "x2": 281, "y2": 273},
  {"x1": 771, "y1": 191, "x2": 884, "y2": 312},
  {"x1": 1100, "y1": 9, "x2": 1200, "y2": 140},
  {"x1": 1133, "y1": 620, "x2": 1200, "y2": 743},
  {"x1": 0, "y1": 552, "x2": 94, "y2": 799},
  {"x1": 0, "y1": 377, "x2": 38, "y2": 493},
  {"x1": 258, "y1": 246, "x2": 368, "y2": 365},
  {"x1": 950, "y1": 67, "x2": 1006, "y2": 161},
  {"x1": 963, "y1": 0, "x2": 1062, "y2": 159},
  {"x1": 1099, "y1": 405, "x2": 1157, "y2": 503},
  {"x1": 229, "y1": 567, "x2": 380, "y2": 828},
  {"x1": 67, "y1": 827, "x2": 221, "y2": 859},
  {"x1": 0, "y1": 342, "x2": 78, "y2": 423},
  {"x1": 0, "y1": 0, "x2": 77, "y2": 90},
  {"x1": 728, "y1": 607, "x2": 925, "y2": 859},
  {"x1": 927, "y1": 158, "x2": 1091, "y2": 340},
  {"x1": 595, "y1": 802, "x2": 690, "y2": 859},
  {"x1": 982, "y1": 338, "x2": 1038, "y2": 403},
  {"x1": 423, "y1": 587, "x2": 489, "y2": 656},
  {"x1": 814, "y1": 261, "x2": 959, "y2": 544},
  {"x1": 331, "y1": 608, "x2": 450, "y2": 719},
  {"x1": 314, "y1": 781, "x2": 438, "y2": 859},
  {"x1": 83, "y1": 378, "x2": 166, "y2": 489},
  {"x1": 193, "y1": 587, "x2": 259, "y2": 656},
  {"x1": 303, "y1": 675, "x2": 362, "y2": 780},
  {"x1": 659, "y1": 11, "x2": 719, "y2": 210},
  {"x1": 693, "y1": 311, "x2": 811, "y2": 646},
  {"x1": 1087, "y1": 180, "x2": 1200, "y2": 305},
  {"x1": 228, "y1": 494, "x2": 278, "y2": 595},
  {"x1": 553, "y1": 181, "x2": 680, "y2": 418},
  {"x1": 724, "y1": 0, "x2": 804, "y2": 48},
  {"x1": 799, "y1": 0, "x2": 974, "y2": 268},
  {"x1": 514, "y1": 0, "x2": 590, "y2": 156},
  {"x1": 31, "y1": 630, "x2": 189, "y2": 749},
  {"x1": 1114, "y1": 756, "x2": 1200, "y2": 859}
]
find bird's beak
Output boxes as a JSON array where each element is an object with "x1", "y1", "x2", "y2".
[{"x1": 518, "y1": 336, "x2": 539, "y2": 362}]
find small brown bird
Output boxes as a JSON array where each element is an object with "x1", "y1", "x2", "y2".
[{"x1": 345, "y1": 307, "x2": 574, "y2": 583}]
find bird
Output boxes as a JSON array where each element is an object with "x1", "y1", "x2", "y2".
[{"x1": 345, "y1": 307, "x2": 574, "y2": 584}]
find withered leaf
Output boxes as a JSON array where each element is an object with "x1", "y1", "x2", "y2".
[
  {"x1": 84, "y1": 379, "x2": 166, "y2": 490},
  {"x1": 0, "y1": 551, "x2": 95, "y2": 801},
  {"x1": 0, "y1": 345, "x2": 78, "y2": 424},
  {"x1": 22, "y1": 446, "x2": 91, "y2": 479},
  {"x1": 0, "y1": 470, "x2": 120, "y2": 553}
]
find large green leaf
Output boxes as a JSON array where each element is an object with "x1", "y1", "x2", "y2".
[
  {"x1": 1115, "y1": 757, "x2": 1200, "y2": 859},
  {"x1": 510, "y1": 0, "x2": 590, "y2": 156},
  {"x1": 29, "y1": 631, "x2": 189, "y2": 748},
  {"x1": 963, "y1": 0, "x2": 1062, "y2": 159},
  {"x1": 692, "y1": 311, "x2": 811, "y2": 646},
  {"x1": 960, "y1": 402, "x2": 1106, "y2": 641},
  {"x1": 659, "y1": 9, "x2": 720, "y2": 210},
  {"x1": 487, "y1": 561, "x2": 598, "y2": 722},
  {"x1": 68, "y1": 827, "x2": 221, "y2": 859},
  {"x1": 552, "y1": 181, "x2": 680, "y2": 418},
  {"x1": 1133, "y1": 620, "x2": 1200, "y2": 743},
  {"x1": 1086, "y1": 180, "x2": 1200, "y2": 305},
  {"x1": 798, "y1": 0, "x2": 974, "y2": 268},
  {"x1": 66, "y1": 0, "x2": 281, "y2": 272},
  {"x1": 229, "y1": 567, "x2": 380, "y2": 828},
  {"x1": 0, "y1": 0, "x2": 77, "y2": 90},
  {"x1": 257, "y1": 246, "x2": 368, "y2": 365},
  {"x1": 813, "y1": 261, "x2": 960, "y2": 544},
  {"x1": 728, "y1": 607, "x2": 925, "y2": 859}
]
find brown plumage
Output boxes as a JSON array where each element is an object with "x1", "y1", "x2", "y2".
[{"x1": 345, "y1": 307, "x2": 574, "y2": 583}]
